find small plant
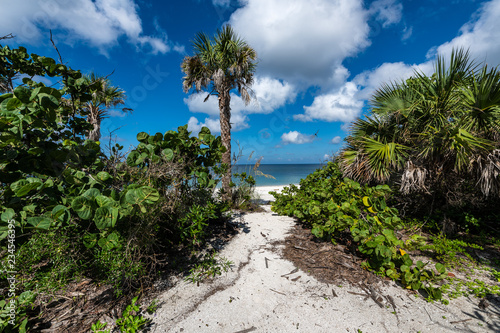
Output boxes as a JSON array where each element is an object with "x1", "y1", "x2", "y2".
[
  {"x1": 185, "y1": 251, "x2": 233, "y2": 284},
  {"x1": 422, "y1": 235, "x2": 483, "y2": 267},
  {"x1": 0, "y1": 291, "x2": 36, "y2": 333},
  {"x1": 491, "y1": 268, "x2": 500, "y2": 282},
  {"x1": 91, "y1": 320, "x2": 110, "y2": 333},
  {"x1": 146, "y1": 299, "x2": 159, "y2": 315},
  {"x1": 116, "y1": 297, "x2": 150, "y2": 333}
]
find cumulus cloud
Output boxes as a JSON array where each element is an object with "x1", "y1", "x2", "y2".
[
  {"x1": 369, "y1": 0, "x2": 403, "y2": 28},
  {"x1": 229, "y1": 0, "x2": 371, "y2": 87},
  {"x1": 429, "y1": 0, "x2": 500, "y2": 65},
  {"x1": 331, "y1": 136, "x2": 342, "y2": 144},
  {"x1": 281, "y1": 131, "x2": 316, "y2": 145},
  {"x1": 296, "y1": 61, "x2": 435, "y2": 124},
  {"x1": 184, "y1": 76, "x2": 296, "y2": 130},
  {"x1": 187, "y1": 116, "x2": 221, "y2": 134},
  {"x1": 0, "y1": 0, "x2": 175, "y2": 54},
  {"x1": 295, "y1": 82, "x2": 364, "y2": 123}
]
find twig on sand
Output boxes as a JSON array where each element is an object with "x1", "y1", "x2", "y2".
[
  {"x1": 269, "y1": 288, "x2": 286, "y2": 296},
  {"x1": 450, "y1": 318, "x2": 472, "y2": 324},
  {"x1": 234, "y1": 326, "x2": 257, "y2": 333},
  {"x1": 281, "y1": 268, "x2": 298, "y2": 277},
  {"x1": 265, "y1": 257, "x2": 270, "y2": 268}
]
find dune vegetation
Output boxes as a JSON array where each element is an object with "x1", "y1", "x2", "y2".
[{"x1": 1, "y1": 37, "x2": 499, "y2": 333}]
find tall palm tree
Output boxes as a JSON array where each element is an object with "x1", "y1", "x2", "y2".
[
  {"x1": 181, "y1": 25, "x2": 257, "y2": 198},
  {"x1": 340, "y1": 48, "x2": 500, "y2": 201},
  {"x1": 83, "y1": 73, "x2": 129, "y2": 142}
]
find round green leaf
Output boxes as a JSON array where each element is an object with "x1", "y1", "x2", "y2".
[
  {"x1": 94, "y1": 206, "x2": 118, "y2": 229},
  {"x1": 137, "y1": 132, "x2": 148, "y2": 142},
  {"x1": 27, "y1": 216, "x2": 51, "y2": 230},
  {"x1": 71, "y1": 196, "x2": 93, "y2": 220},
  {"x1": 96, "y1": 171, "x2": 111, "y2": 182},
  {"x1": 13, "y1": 86, "x2": 31, "y2": 104},
  {"x1": 1, "y1": 208, "x2": 15, "y2": 222},
  {"x1": 162, "y1": 148, "x2": 174, "y2": 161},
  {"x1": 6, "y1": 97, "x2": 22, "y2": 111}
]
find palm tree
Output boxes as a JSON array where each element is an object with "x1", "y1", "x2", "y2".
[
  {"x1": 83, "y1": 73, "x2": 129, "y2": 142},
  {"x1": 181, "y1": 25, "x2": 257, "y2": 199},
  {"x1": 340, "y1": 48, "x2": 500, "y2": 206}
]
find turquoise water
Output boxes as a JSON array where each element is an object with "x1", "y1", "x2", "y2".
[{"x1": 232, "y1": 164, "x2": 323, "y2": 186}]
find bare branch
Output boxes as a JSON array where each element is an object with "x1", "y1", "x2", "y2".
[
  {"x1": 0, "y1": 33, "x2": 15, "y2": 40},
  {"x1": 49, "y1": 30, "x2": 64, "y2": 64}
]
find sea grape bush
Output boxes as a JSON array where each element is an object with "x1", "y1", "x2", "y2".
[
  {"x1": 0, "y1": 45, "x2": 161, "y2": 247},
  {"x1": 0, "y1": 45, "x2": 229, "y2": 310},
  {"x1": 271, "y1": 162, "x2": 447, "y2": 299}
]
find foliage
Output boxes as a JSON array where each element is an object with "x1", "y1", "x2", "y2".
[
  {"x1": 185, "y1": 251, "x2": 233, "y2": 284},
  {"x1": 0, "y1": 291, "x2": 35, "y2": 333},
  {"x1": 340, "y1": 48, "x2": 500, "y2": 229},
  {"x1": 0, "y1": 44, "x2": 232, "y2": 331},
  {"x1": 420, "y1": 235, "x2": 483, "y2": 267},
  {"x1": 271, "y1": 161, "x2": 447, "y2": 300},
  {"x1": 91, "y1": 320, "x2": 110, "y2": 333},
  {"x1": 181, "y1": 25, "x2": 257, "y2": 198},
  {"x1": 115, "y1": 296, "x2": 150, "y2": 333}
]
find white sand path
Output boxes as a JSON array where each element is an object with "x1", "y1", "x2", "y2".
[{"x1": 148, "y1": 187, "x2": 499, "y2": 332}]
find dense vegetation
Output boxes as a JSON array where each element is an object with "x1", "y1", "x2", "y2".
[
  {"x1": 272, "y1": 50, "x2": 500, "y2": 304},
  {"x1": 340, "y1": 49, "x2": 500, "y2": 233},
  {"x1": 0, "y1": 44, "x2": 233, "y2": 332}
]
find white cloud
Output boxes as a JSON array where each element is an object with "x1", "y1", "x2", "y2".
[
  {"x1": 0, "y1": 0, "x2": 175, "y2": 54},
  {"x1": 184, "y1": 76, "x2": 296, "y2": 129},
  {"x1": 296, "y1": 61, "x2": 435, "y2": 125},
  {"x1": 295, "y1": 82, "x2": 364, "y2": 123},
  {"x1": 331, "y1": 136, "x2": 342, "y2": 144},
  {"x1": 369, "y1": 0, "x2": 403, "y2": 28},
  {"x1": 401, "y1": 26, "x2": 413, "y2": 41},
  {"x1": 229, "y1": 0, "x2": 371, "y2": 87},
  {"x1": 430, "y1": 0, "x2": 500, "y2": 66},
  {"x1": 187, "y1": 116, "x2": 221, "y2": 134},
  {"x1": 281, "y1": 131, "x2": 315, "y2": 145}
]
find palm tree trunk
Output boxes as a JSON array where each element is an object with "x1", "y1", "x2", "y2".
[
  {"x1": 87, "y1": 114, "x2": 101, "y2": 142},
  {"x1": 219, "y1": 89, "x2": 232, "y2": 200}
]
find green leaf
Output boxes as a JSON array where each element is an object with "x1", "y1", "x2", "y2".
[
  {"x1": 16, "y1": 181, "x2": 42, "y2": 197},
  {"x1": 94, "y1": 206, "x2": 118, "y2": 229},
  {"x1": 1, "y1": 208, "x2": 15, "y2": 222},
  {"x1": 83, "y1": 233, "x2": 98, "y2": 249},
  {"x1": 96, "y1": 171, "x2": 111, "y2": 182},
  {"x1": 137, "y1": 132, "x2": 149, "y2": 142},
  {"x1": 38, "y1": 93, "x2": 59, "y2": 109},
  {"x1": 95, "y1": 195, "x2": 114, "y2": 207},
  {"x1": 27, "y1": 217, "x2": 51, "y2": 230},
  {"x1": 71, "y1": 196, "x2": 93, "y2": 220},
  {"x1": 98, "y1": 232, "x2": 121, "y2": 250},
  {"x1": 6, "y1": 97, "x2": 22, "y2": 110},
  {"x1": 51, "y1": 205, "x2": 69, "y2": 224},
  {"x1": 82, "y1": 188, "x2": 100, "y2": 200},
  {"x1": 14, "y1": 86, "x2": 31, "y2": 104},
  {"x1": 162, "y1": 148, "x2": 174, "y2": 161},
  {"x1": 400, "y1": 264, "x2": 410, "y2": 272},
  {"x1": 126, "y1": 150, "x2": 140, "y2": 166}
]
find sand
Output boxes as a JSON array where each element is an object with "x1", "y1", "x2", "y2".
[
  {"x1": 147, "y1": 190, "x2": 499, "y2": 332},
  {"x1": 253, "y1": 185, "x2": 297, "y2": 202}
]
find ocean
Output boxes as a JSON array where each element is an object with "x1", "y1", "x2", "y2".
[{"x1": 232, "y1": 163, "x2": 324, "y2": 186}]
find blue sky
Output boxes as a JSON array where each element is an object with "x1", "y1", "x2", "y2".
[{"x1": 2, "y1": 0, "x2": 500, "y2": 164}]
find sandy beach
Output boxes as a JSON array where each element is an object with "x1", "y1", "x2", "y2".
[
  {"x1": 253, "y1": 184, "x2": 298, "y2": 202},
  {"x1": 147, "y1": 200, "x2": 499, "y2": 332}
]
